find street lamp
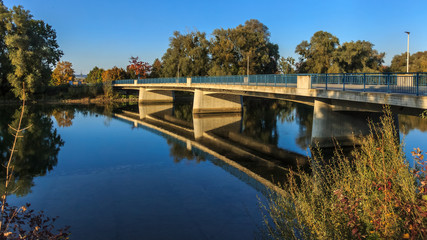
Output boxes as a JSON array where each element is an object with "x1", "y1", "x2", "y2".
[{"x1": 405, "y1": 31, "x2": 410, "y2": 73}]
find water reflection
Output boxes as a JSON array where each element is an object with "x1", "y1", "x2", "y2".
[{"x1": 0, "y1": 105, "x2": 64, "y2": 197}]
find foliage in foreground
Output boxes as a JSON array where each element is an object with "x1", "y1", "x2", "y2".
[{"x1": 263, "y1": 107, "x2": 427, "y2": 239}]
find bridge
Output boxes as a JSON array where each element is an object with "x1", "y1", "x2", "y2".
[{"x1": 113, "y1": 73, "x2": 427, "y2": 113}]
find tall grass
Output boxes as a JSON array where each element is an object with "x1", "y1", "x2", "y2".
[{"x1": 263, "y1": 106, "x2": 427, "y2": 239}]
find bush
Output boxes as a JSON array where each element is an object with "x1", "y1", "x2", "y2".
[{"x1": 263, "y1": 106, "x2": 427, "y2": 239}]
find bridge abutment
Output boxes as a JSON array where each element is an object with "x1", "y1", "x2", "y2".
[
  {"x1": 193, "y1": 89, "x2": 242, "y2": 114},
  {"x1": 138, "y1": 88, "x2": 174, "y2": 103}
]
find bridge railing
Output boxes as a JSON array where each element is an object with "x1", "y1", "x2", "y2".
[
  {"x1": 112, "y1": 73, "x2": 427, "y2": 96},
  {"x1": 310, "y1": 72, "x2": 427, "y2": 96}
]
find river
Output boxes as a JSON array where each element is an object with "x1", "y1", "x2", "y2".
[{"x1": 0, "y1": 98, "x2": 425, "y2": 239}]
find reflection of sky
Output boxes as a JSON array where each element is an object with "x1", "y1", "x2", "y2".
[
  {"x1": 400, "y1": 129, "x2": 427, "y2": 167},
  {"x1": 276, "y1": 109, "x2": 310, "y2": 156},
  {"x1": 8, "y1": 112, "x2": 266, "y2": 239}
]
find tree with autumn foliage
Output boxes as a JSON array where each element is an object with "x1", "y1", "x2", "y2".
[
  {"x1": 127, "y1": 56, "x2": 151, "y2": 79},
  {"x1": 101, "y1": 66, "x2": 128, "y2": 82},
  {"x1": 50, "y1": 61, "x2": 75, "y2": 86}
]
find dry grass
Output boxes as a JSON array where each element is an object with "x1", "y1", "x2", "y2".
[{"x1": 263, "y1": 106, "x2": 427, "y2": 239}]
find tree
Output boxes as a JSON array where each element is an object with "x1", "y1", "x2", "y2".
[
  {"x1": 101, "y1": 66, "x2": 128, "y2": 82},
  {"x1": 161, "y1": 30, "x2": 210, "y2": 77},
  {"x1": 331, "y1": 40, "x2": 384, "y2": 73},
  {"x1": 126, "y1": 56, "x2": 151, "y2": 79},
  {"x1": 0, "y1": 3, "x2": 11, "y2": 97},
  {"x1": 4, "y1": 5, "x2": 62, "y2": 98},
  {"x1": 50, "y1": 61, "x2": 75, "y2": 86},
  {"x1": 86, "y1": 66, "x2": 104, "y2": 84},
  {"x1": 150, "y1": 58, "x2": 162, "y2": 78},
  {"x1": 295, "y1": 31, "x2": 339, "y2": 73},
  {"x1": 278, "y1": 57, "x2": 296, "y2": 74},
  {"x1": 209, "y1": 19, "x2": 279, "y2": 76},
  {"x1": 390, "y1": 51, "x2": 427, "y2": 72}
]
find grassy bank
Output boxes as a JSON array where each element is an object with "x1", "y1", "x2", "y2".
[{"x1": 263, "y1": 107, "x2": 427, "y2": 239}]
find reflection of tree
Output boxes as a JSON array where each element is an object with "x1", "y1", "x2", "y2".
[
  {"x1": 243, "y1": 99, "x2": 295, "y2": 145},
  {"x1": 294, "y1": 104, "x2": 313, "y2": 149},
  {"x1": 166, "y1": 138, "x2": 205, "y2": 163},
  {"x1": 399, "y1": 115, "x2": 427, "y2": 135},
  {"x1": 52, "y1": 109, "x2": 75, "y2": 127},
  {"x1": 173, "y1": 102, "x2": 193, "y2": 123},
  {"x1": 0, "y1": 106, "x2": 64, "y2": 197}
]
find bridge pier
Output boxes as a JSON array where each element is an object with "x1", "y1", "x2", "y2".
[
  {"x1": 311, "y1": 99, "x2": 383, "y2": 148},
  {"x1": 193, "y1": 89, "x2": 242, "y2": 114},
  {"x1": 138, "y1": 88, "x2": 174, "y2": 103}
]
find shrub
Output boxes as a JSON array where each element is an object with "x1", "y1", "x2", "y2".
[{"x1": 263, "y1": 106, "x2": 427, "y2": 239}]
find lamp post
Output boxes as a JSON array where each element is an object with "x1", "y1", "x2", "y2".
[{"x1": 405, "y1": 31, "x2": 410, "y2": 73}]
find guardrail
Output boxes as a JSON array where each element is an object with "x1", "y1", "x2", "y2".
[{"x1": 112, "y1": 73, "x2": 427, "y2": 96}]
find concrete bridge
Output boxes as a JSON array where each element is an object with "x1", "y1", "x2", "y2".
[{"x1": 113, "y1": 74, "x2": 427, "y2": 114}]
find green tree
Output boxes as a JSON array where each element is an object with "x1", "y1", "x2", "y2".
[
  {"x1": 295, "y1": 31, "x2": 339, "y2": 73},
  {"x1": 0, "y1": 3, "x2": 11, "y2": 97},
  {"x1": 161, "y1": 31, "x2": 210, "y2": 77},
  {"x1": 278, "y1": 57, "x2": 296, "y2": 74},
  {"x1": 390, "y1": 51, "x2": 427, "y2": 72},
  {"x1": 209, "y1": 19, "x2": 279, "y2": 76},
  {"x1": 4, "y1": 5, "x2": 62, "y2": 98},
  {"x1": 86, "y1": 66, "x2": 104, "y2": 84},
  {"x1": 331, "y1": 40, "x2": 384, "y2": 73},
  {"x1": 150, "y1": 58, "x2": 162, "y2": 78}
]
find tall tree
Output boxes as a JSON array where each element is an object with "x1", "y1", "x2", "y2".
[
  {"x1": 127, "y1": 56, "x2": 151, "y2": 79},
  {"x1": 86, "y1": 66, "x2": 104, "y2": 84},
  {"x1": 390, "y1": 51, "x2": 427, "y2": 72},
  {"x1": 331, "y1": 40, "x2": 384, "y2": 73},
  {"x1": 50, "y1": 61, "x2": 75, "y2": 86},
  {"x1": 102, "y1": 66, "x2": 128, "y2": 82},
  {"x1": 5, "y1": 5, "x2": 62, "y2": 98},
  {"x1": 0, "y1": 2, "x2": 11, "y2": 97},
  {"x1": 161, "y1": 31, "x2": 210, "y2": 77},
  {"x1": 150, "y1": 58, "x2": 162, "y2": 78},
  {"x1": 295, "y1": 31, "x2": 339, "y2": 73},
  {"x1": 278, "y1": 57, "x2": 296, "y2": 74},
  {"x1": 209, "y1": 19, "x2": 279, "y2": 76}
]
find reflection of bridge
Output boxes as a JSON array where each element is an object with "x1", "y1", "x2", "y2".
[
  {"x1": 114, "y1": 103, "x2": 309, "y2": 195},
  {"x1": 113, "y1": 74, "x2": 427, "y2": 115}
]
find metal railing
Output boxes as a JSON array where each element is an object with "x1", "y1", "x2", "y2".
[{"x1": 112, "y1": 73, "x2": 427, "y2": 96}]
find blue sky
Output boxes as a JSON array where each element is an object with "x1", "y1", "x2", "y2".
[{"x1": 3, "y1": 0, "x2": 427, "y2": 74}]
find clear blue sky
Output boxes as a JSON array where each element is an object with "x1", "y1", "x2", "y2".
[{"x1": 3, "y1": 0, "x2": 427, "y2": 74}]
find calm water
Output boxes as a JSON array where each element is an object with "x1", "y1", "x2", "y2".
[{"x1": 0, "y1": 98, "x2": 426, "y2": 239}]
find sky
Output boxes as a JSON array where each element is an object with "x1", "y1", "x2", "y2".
[{"x1": 3, "y1": 0, "x2": 427, "y2": 74}]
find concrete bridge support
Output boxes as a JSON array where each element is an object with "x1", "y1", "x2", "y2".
[
  {"x1": 193, "y1": 89, "x2": 242, "y2": 114},
  {"x1": 311, "y1": 99, "x2": 383, "y2": 148},
  {"x1": 138, "y1": 88, "x2": 174, "y2": 103},
  {"x1": 193, "y1": 113, "x2": 242, "y2": 139}
]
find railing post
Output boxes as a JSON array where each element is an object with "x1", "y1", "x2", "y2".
[
  {"x1": 416, "y1": 73, "x2": 419, "y2": 96},
  {"x1": 274, "y1": 75, "x2": 277, "y2": 87},
  {"x1": 363, "y1": 73, "x2": 366, "y2": 92}
]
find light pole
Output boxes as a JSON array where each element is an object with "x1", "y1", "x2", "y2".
[{"x1": 405, "y1": 31, "x2": 410, "y2": 73}]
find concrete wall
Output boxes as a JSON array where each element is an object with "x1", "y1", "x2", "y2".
[
  {"x1": 138, "y1": 88, "x2": 174, "y2": 102},
  {"x1": 297, "y1": 75, "x2": 311, "y2": 89},
  {"x1": 193, "y1": 89, "x2": 242, "y2": 114}
]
